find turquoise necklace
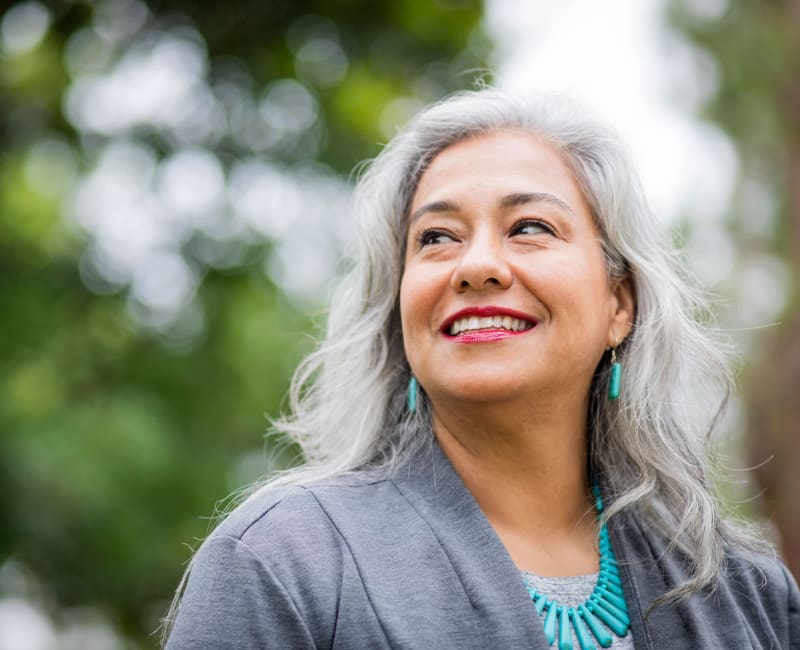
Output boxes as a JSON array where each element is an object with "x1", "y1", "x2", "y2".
[{"x1": 523, "y1": 484, "x2": 630, "y2": 650}]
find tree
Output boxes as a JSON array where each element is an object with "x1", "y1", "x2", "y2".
[
  {"x1": 672, "y1": 0, "x2": 800, "y2": 579},
  {"x1": 0, "y1": 0, "x2": 487, "y2": 644}
]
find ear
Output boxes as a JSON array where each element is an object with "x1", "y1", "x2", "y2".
[{"x1": 607, "y1": 274, "x2": 635, "y2": 347}]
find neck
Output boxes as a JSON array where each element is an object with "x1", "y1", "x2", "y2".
[{"x1": 431, "y1": 393, "x2": 598, "y2": 575}]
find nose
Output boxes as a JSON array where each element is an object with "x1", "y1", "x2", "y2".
[{"x1": 450, "y1": 229, "x2": 513, "y2": 292}]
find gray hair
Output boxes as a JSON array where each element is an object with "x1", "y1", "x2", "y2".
[
  {"x1": 277, "y1": 88, "x2": 770, "y2": 597},
  {"x1": 164, "y1": 90, "x2": 767, "y2": 638}
]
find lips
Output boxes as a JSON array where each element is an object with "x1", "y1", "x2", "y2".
[{"x1": 441, "y1": 306, "x2": 537, "y2": 342}]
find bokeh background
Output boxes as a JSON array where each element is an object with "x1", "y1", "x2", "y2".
[{"x1": 0, "y1": 0, "x2": 797, "y2": 647}]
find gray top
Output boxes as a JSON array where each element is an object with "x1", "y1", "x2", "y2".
[
  {"x1": 520, "y1": 570, "x2": 634, "y2": 649},
  {"x1": 167, "y1": 441, "x2": 800, "y2": 648}
]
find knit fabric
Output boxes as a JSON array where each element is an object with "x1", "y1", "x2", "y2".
[
  {"x1": 520, "y1": 569, "x2": 635, "y2": 649},
  {"x1": 167, "y1": 441, "x2": 800, "y2": 648}
]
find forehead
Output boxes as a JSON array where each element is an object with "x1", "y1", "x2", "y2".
[{"x1": 410, "y1": 130, "x2": 589, "y2": 214}]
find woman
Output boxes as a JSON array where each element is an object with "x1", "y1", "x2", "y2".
[{"x1": 165, "y1": 90, "x2": 800, "y2": 649}]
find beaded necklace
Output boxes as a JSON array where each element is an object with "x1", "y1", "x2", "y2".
[{"x1": 523, "y1": 485, "x2": 630, "y2": 649}]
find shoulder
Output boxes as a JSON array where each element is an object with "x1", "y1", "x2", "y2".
[
  {"x1": 167, "y1": 471, "x2": 407, "y2": 649},
  {"x1": 200, "y1": 468, "x2": 415, "y2": 586},
  {"x1": 616, "y1": 507, "x2": 798, "y2": 601},
  {"x1": 212, "y1": 469, "x2": 403, "y2": 547},
  {"x1": 611, "y1": 509, "x2": 800, "y2": 646},
  {"x1": 722, "y1": 543, "x2": 800, "y2": 605},
  {"x1": 718, "y1": 545, "x2": 800, "y2": 646}
]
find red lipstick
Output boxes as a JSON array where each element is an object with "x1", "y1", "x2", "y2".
[{"x1": 441, "y1": 306, "x2": 538, "y2": 344}]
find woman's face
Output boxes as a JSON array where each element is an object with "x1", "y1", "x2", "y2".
[{"x1": 400, "y1": 130, "x2": 633, "y2": 409}]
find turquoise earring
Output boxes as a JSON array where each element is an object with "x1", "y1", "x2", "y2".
[
  {"x1": 608, "y1": 347, "x2": 621, "y2": 401},
  {"x1": 407, "y1": 375, "x2": 419, "y2": 412}
]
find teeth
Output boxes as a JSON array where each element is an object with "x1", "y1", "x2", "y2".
[{"x1": 448, "y1": 314, "x2": 534, "y2": 336}]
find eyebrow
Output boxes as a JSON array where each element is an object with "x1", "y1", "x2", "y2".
[
  {"x1": 409, "y1": 192, "x2": 575, "y2": 223},
  {"x1": 408, "y1": 200, "x2": 461, "y2": 223},
  {"x1": 500, "y1": 192, "x2": 575, "y2": 215}
]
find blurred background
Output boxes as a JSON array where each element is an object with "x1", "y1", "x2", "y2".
[{"x1": 0, "y1": 0, "x2": 797, "y2": 647}]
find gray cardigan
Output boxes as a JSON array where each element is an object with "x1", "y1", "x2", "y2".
[{"x1": 167, "y1": 443, "x2": 800, "y2": 648}]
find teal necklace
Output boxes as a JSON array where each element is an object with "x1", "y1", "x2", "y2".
[{"x1": 523, "y1": 484, "x2": 630, "y2": 650}]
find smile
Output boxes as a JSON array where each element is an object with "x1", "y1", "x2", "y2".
[
  {"x1": 449, "y1": 315, "x2": 534, "y2": 336},
  {"x1": 441, "y1": 307, "x2": 537, "y2": 342}
]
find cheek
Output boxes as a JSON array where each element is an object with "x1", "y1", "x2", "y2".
[
  {"x1": 399, "y1": 275, "x2": 426, "y2": 372},
  {"x1": 399, "y1": 263, "x2": 446, "y2": 351},
  {"x1": 399, "y1": 269, "x2": 423, "y2": 341},
  {"x1": 399, "y1": 279, "x2": 412, "y2": 339},
  {"x1": 399, "y1": 247, "x2": 418, "y2": 310},
  {"x1": 536, "y1": 255, "x2": 613, "y2": 318}
]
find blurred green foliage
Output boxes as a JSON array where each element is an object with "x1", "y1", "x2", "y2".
[
  {"x1": 672, "y1": 0, "x2": 800, "y2": 578},
  {"x1": 0, "y1": 0, "x2": 486, "y2": 645}
]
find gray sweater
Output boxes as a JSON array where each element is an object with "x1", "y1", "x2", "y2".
[{"x1": 167, "y1": 443, "x2": 800, "y2": 648}]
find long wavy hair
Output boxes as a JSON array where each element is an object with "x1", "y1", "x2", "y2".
[{"x1": 166, "y1": 90, "x2": 767, "y2": 637}]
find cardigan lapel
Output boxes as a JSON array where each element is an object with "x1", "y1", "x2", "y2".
[
  {"x1": 606, "y1": 507, "x2": 654, "y2": 649},
  {"x1": 391, "y1": 441, "x2": 549, "y2": 647}
]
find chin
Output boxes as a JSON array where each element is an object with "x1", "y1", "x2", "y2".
[{"x1": 429, "y1": 378, "x2": 529, "y2": 406}]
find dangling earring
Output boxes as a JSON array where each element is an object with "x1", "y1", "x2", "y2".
[
  {"x1": 608, "y1": 346, "x2": 621, "y2": 401},
  {"x1": 407, "y1": 375, "x2": 419, "y2": 412}
]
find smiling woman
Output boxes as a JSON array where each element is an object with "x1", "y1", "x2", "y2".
[
  {"x1": 164, "y1": 91, "x2": 800, "y2": 649},
  {"x1": 401, "y1": 132, "x2": 633, "y2": 419}
]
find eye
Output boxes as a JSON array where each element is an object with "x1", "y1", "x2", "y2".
[
  {"x1": 510, "y1": 219, "x2": 555, "y2": 236},
  {"x1": 417, "y1": 229, "x2": 456, "y2": 247}
]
